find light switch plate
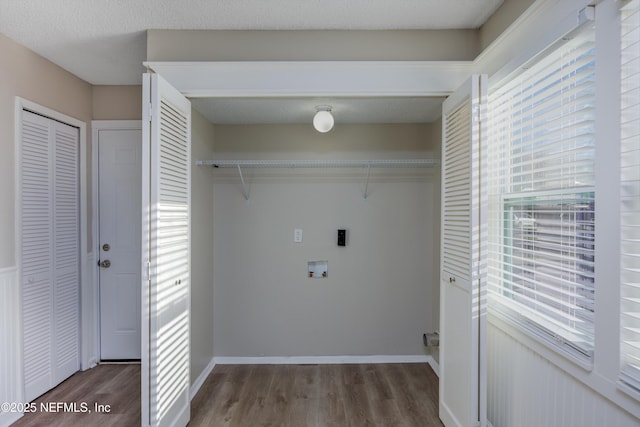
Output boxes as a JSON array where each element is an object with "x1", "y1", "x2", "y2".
[{"x1": 294, "y1": 228, "x2": 303, "y2": 243}]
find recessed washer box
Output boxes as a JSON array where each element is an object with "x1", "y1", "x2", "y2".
[{"x1": 308, "y1": 261, "x2": 328, "y2": 279}]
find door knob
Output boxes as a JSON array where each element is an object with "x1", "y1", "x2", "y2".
[{"x1": 100, "y1": 259, "x2": 111, "y2": 268}]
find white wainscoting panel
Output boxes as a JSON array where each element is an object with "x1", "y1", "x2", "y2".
[
  {"x1": 0, "y1": 266, "x2": 22, "y2": 427},
  {"x1": 488, "y1": 321, "x2": 639, "y2": 427}
]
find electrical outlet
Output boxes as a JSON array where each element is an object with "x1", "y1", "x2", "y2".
[{"x1": 294, "y1": 228, "x2": 303, "y2": 243}]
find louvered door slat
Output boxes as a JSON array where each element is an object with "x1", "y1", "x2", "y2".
[
  {"x1": 52, "y1": 122, "x2": 80, "y2": 383},
  {"x1": 155, "y1": 96, "x2": 190, "y2": 426},
  {"x1": 442, "y1": 100, "x2": 473, "y2": 280},
  {"x1": 21, "y1": 110, "x2": 80, "y2": 402},
  {"x1": 145, "y1": 73, "x2": 191, "y2": 427},
  {"x1": 21, "y1": 111, "x2": 53, "y2": 401}
]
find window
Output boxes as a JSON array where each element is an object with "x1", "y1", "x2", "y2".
[
  {"x1": 620, "y1": 0, "x2": 640, "y2": 393},
  {"x1": 487, "y1": 26, "x2": 596, "y2": 362}
]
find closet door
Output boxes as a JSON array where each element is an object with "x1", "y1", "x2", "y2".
[
  {"x1": 21, "y1": 110, "x2": 80, "y2": 402},
  {"x1": 439, "y1": 75, "x2": 487, "y2": 427},
  {"x1": 142, "y1": 73, "x2": 191, "y2": 427},
  {"x1": 22, "y1": 111, "x2": 54, "y2": 401},
  {"x1": 51, "y1": 120, "x2": 80, "y2": 385}
]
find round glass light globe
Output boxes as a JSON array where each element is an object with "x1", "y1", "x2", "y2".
[{"x1": 313, "y1": 110, "x2": 334, "y2": 133}]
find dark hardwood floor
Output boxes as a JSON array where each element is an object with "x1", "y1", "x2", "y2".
[{"x1": 10, "y1": 363, "x2": 442, "y2": 427}]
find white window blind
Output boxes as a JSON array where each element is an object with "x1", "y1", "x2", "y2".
[
  {"x1": 487, "y1": 27, "x2": 596, "y2": 362},
  {"x1": 620, "y1": 0, "x2": 640, "y2": 392}
]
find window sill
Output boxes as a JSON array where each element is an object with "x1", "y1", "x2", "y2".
[
  {"x1": 618, "y1": 380, "x2": 640, "y2": 403},
  {"x1": 489, "y1": 304, "x2": 593, "y2": 372}
]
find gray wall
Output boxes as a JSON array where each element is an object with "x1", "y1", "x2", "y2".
[
  {"x1": 210, "y1": 123, "x2": 441, "y2": 357},
  {"x1": 92, "y1": 85, "x2": 142, "y2": 120},
  {"x1": 147, "y1": 29, "x2": 480, "y2": 62},
  {"x1": 479, "y1": 0, "x2": 536, "y2": 50},
  {"x1": 190, "y1": 109, "x2": 216, "y2": 383}
]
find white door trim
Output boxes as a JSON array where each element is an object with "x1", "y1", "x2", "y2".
[
  {"x1": 91, "y1": 120, "x2": 143, "y2": 363},
  {"x1": 143, "y1": 60, "x2": 473, "y2": 98},
  {"x1": 14, "y1": 97, "x2": 88, "y2": 403}
]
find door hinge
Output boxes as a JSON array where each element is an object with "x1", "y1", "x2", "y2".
[
  {"x1": 473, "y1": 104, "x2": 480, "y2": 123},
  {"x1": 578, "y1": 6, "x2": 595, "y2": 25},
  {"x1": 145, "y1": 103, "x2": 153, "y2": 123},
  {"x1": 143, "y1": 261, "x2": 151, "y2": 281},
  {"x1": 473, "y1": 104, "x2": 486, "y2": 123}
]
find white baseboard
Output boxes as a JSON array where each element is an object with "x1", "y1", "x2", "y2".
[
  {"x1": 83, "y1": 356, "x2": 98, "y2": 371},
  {"x1": 213, "y1": 354, "x2": 430, "y2": 365},
  {"x1": 427, "y1": 356, "x2": 439, "y2": 377},
  {"x1": 190, "y1": 357, "x2": 216, "y2": 400}
]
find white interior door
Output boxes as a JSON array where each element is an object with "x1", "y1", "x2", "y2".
[
  {"x1": 142, "y1": 73, "x2": 191, "y2": 427},
  {"x1": 98, "y1": 127, "x2": 142, "y2": 360},
  {"x1": 439, "y1": 74, "x2": 487, "y2": 427}
]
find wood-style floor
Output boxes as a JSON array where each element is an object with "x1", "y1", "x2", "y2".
[
  {"x1": 191, "y1": 363, "x2": 442, "y2": 427},
  {"x1": 10, "y1": 363, "x2": 442, "y2": 427},
  {"x1": 11, "y1": 363, "x2": 141, "y2": 427}
]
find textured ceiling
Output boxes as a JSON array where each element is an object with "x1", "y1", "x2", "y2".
[
  {"x1": 0, "y1": 0, "x2": 503, "y2": 85},
  {"x1": 0, "y1": 0, "x2": 503, "y2": 124}
]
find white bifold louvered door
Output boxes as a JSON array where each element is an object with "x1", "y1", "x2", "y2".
[
  {"x1": 439, "y1": 75, "x2": 487, "y2": 427},
  {"x1": 21, "y1": 110, "x2": 80, "y2": 403},
  {"x1": 142, "y1": 74, "x2": 191, "y2": 427}
]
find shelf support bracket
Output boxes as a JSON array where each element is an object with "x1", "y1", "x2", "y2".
[
  {"x1": 363, "y1": 163, "x2": 371, "y2": 200},
  {"x1": 237, "y1": 164, "x2": 249, "y2": 200}
]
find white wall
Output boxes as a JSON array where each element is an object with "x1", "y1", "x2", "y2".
[{"x1": 211, "y1": 123, "x2": 440, "y2": 358}]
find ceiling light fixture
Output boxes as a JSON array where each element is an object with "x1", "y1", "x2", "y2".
[{"x1": 313, "y1": 105, "x2": 334, "y2": 133}]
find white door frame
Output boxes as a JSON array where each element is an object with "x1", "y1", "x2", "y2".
[
  {"x1": 14, "y1": 97, "x2": 89, "y2": 399},
  {"x1": 91, "y1": 120, "x2": 143, "y2": 362}
]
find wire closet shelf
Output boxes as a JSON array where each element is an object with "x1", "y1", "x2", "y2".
[
  {"x1": 195, "y1": 159, "x2": 439, "y2": 168},
  {"x1": 196, "y1": 158, "x2": 440, "y2": 200}
]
